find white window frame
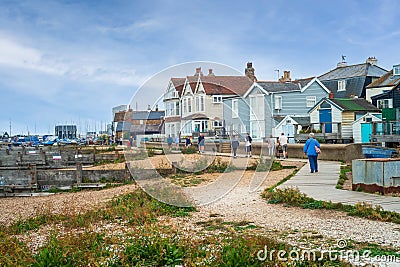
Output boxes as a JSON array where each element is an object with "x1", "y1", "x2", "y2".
[
  {"x1": 213, "y1": 120, "x2": 222, "y2": 128},
  {"x1": 377, "y1": 99, "x2": 393, "y2": 109},
  {"x1": 250, "y1": 96, "x2": 256, "y2": 120},
  {"x1": 194, "y1": 96, "x2": 200, "y2": 112},
  {"x1": 175, "y1": 102, "x2": 180, "y2": 116},
  {"x1": 188, "y1": 97, "x2": 192, "y2": 113},
  {"x1": 199, "y1": 95, "x2": 205, "y2": 112},
  {"x1": 241, "y1": 124, "x2": 247, "y2": 134},
  {"x1": 306, "y1": 96, "x2": 316, "y2": 108},
  {"x1": 337, "y1": 80, "x2": 346, "y2": 91},
  {"x1": 232, "y1": 99, "x2": 239, "y2": 118},
  {"x1": 274, "y1": 95, "x2": 282, "y2": 110},
  {"x1": 183, "y1": 98, "x2": 187, "y2": 114},
  {"x1": 394, "y1": 65, "x2": 400, "y2": 76},
  {"x1": 212, "y1": 95, "x2": 222, "y2": 103}
]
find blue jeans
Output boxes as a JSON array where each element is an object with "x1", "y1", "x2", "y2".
[{"x1": 308, "y1": 155, "x2": 318, "y2": 172}]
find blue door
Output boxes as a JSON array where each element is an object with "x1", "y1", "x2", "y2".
[
  {"x1": 319, "y1": 109, "x2": 332, "y2": 133},
  {"x1": 361, "y1": 123, "x2": 372, "y2": 143}
]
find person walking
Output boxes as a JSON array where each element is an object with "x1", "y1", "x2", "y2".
[
  {"x1": 167, "y1": 135, "x2": 173, "y2": 150},
  {"x1": 174, "y1": 135, "x2": 180, "y2": 150},
  {"x1": 129, "y1": 135, "x2": 134, "y2": 148},
  {"x1": 231, "y1": 135, "x2": 239, "y2": 158},
  {"x1": 303, "y1": 132, "x2": 321, "y2": 173},
  {"x1": 278, "y1": 132, "x2": 288, "y2": 159},
  {"x1": 245, "y1": 133, "x2": 252, "y2": 157},
  {"x1": 267, "y1": 134, "x2": 276, "y2": 157},
  {"x1": 185, "y1": 136, "x2": 192, "y2": 147},
  {"x1": 198, "y1": 133, "x2": 205, "y2": 153}
]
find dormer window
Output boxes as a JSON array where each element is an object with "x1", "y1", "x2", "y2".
[
  {"x1": 213, "y1": 95, "x2": 222, "y2": 103},
  {"x1": 393, "y1": 64, "x2": 400, "y2": 76},
  {"x1": 377, "y1": 99, "x2": 393, "y2": 109},
  {"x1": 337, "y1": 80, "x2": 346, "y2": 91}
]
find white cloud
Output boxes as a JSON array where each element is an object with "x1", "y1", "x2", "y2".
[
  {"x1": 0, "y1": 32, "x2": 147, "y2": 87},
  {"x1": 96, "y1": 18, "x2": 161, "y2": 36}
]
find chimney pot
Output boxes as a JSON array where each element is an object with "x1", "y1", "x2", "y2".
[
  {"x1": 195, "y1": 67, "x2": 203, "y2": 76},
  {"x1": 245, "y1": 62, "x2": 257, "y2": 82},
  {"x1": 366, "y1": 57, "x2": 378, "y2": 66},
  {"x1": 147, "y1": 104, "x2": 151, "y2": 111},
  {"x1": 279, "y1": 70, "x2": 291, "y2": 82},
  {"x1": 208, "y1": 69, "x2": 214, "y2": 76},
  {"x1": 329, "y1": 93, "x2": 334, "y2": 99}
]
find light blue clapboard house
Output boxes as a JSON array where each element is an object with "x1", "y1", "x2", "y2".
[{"x1": 223, "y1": 71, "x2": 330, "y2": 141}]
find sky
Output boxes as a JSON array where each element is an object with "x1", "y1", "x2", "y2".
[{"x1": 0, "y1": 0, "x2": 399, "y2": 135}]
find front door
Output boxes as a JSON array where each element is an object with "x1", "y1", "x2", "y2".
[
  {"x1": 361, "y1": 123, "x2": 372, "y2": 143},
  {"x1": 319, "y1": 109, "x2": 332, "y2": 133}
]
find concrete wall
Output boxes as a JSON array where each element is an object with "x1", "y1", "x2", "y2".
[
  {"x1": 0, "y1": 146, "x2": 124, "y2": 167},
  {"x1": 352, "y1": 158, "x2": 400, "y2": 194},
  {"x1": 1, "y1": 167, "x2": 131, "y2": 188},
  {"x1": 286, "y1": 143, "x2": 364, "y2": 164},
  {"x1": 144, "y1": 141, "x2": 363, "y2": 163}
]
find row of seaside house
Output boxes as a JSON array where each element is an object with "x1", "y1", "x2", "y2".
[{"x1": 114, "y1": 58, "x2": 400, "y2": 147}]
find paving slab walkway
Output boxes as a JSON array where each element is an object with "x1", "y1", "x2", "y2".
[{"x1": 279, "y1": 160, "x2": 400, "y2": 213}]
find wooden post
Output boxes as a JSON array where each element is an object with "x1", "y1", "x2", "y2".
[
  {"x1": 93, "y1": 147, "x2": 96, "y2": 163},
  {"x1": 76, "y1": 162, "x2": 82, "y2": 184},
  {"x1": 30, "y1": 164, "x2": 37, "y2": 185},
  {"x1": 17, "y1": 152, "x2": 22, "y2": 165},
  {"x1": 40, "y1": 148, "x2": 46, "y2": 165}
]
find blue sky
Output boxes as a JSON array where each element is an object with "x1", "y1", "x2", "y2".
[{"x1": 0, "y1": 0, "x2": 399, "y2": 135}]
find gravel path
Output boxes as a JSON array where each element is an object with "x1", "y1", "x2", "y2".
[{"x1": 171, "y1": 160, "x2": 400, "y2": 249}]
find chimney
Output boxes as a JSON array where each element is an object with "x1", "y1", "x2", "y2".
[
  {"x1": 337, "y1": 61, "x2": 347, "y2": 68},
  {"x1": 208, "y1": 69, "x2": 215, "y2": 76},
  {"x1": 279, "y1": 70, "x2": 291, "y2": 82},
  {"x1": 155, "y1": 104, "x2": 159, "y2": 111},
  {"x1": 366, "y1": 57, "x2": 378, "y2": 66},
  {"x1": 245, "y1": 62, "x2": 257, "y2": 82},
  {"x1": 329, "y1": 92, "x2": 334, "y2": 99},
  {"x1": 194, "y1": 67, "x2": 203, "y2": 76},
  {"x1": 147, "y1": 104, "x2": 151, "y2": 111}
]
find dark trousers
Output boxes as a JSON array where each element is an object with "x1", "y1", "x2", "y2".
[
  {"x1": 233, "y1": 147, "x2": 237, "y2": 157},
  {"x1": 308, "y1": 155, "x2": 318, "y2": 172}
]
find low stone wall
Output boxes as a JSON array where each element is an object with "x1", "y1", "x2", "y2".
[
  {"x1": 1, "y1": 167, "x2": 131, "y2": 188},
  {"x1": 286, "y1": 143, "x2": 364, "y2": 164},
  {"x1": 0, "y1": 146, "x2": 124, "y2": 167},
  {"x1": 143, "y1": 141, "x2": 364, "y2": 163}
]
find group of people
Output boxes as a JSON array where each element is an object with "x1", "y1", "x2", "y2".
[
  {"x1": 166, "y1": 135, "x2": 180, "y2": 150},
  {"x1": 230, "y1": 133, "x2": 253, "y2": 158},
  {"x1": 267, "y1": 133, "x2": 289, "y2": 159},
  {"x1": 243, "y1": 132, "x2": 321, "y2": 173},
  {"x1": 166, "y1": 132, "x2": 321, "y2": 173}
]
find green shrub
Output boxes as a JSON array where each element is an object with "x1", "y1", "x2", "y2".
[
  {"x1": 181, "y1": 146, "x2": 197, "y2": 154},
  {"x1": 336, "y1": 165, "x2": 351, "y2": 189},
  {"x1": 264, "y1": 187, "x2": 400, "y2": 224}
]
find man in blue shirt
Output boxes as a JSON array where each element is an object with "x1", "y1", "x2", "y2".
[{"x1": 303, "y1": 133, "x2": 321, "y2": 173}]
